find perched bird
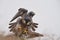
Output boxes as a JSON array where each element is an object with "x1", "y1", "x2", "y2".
[
  {"x1": 9, "y1": 8, "x2": 43, "y2": 38},
  {"x1": 9, "y1": 11, "x2": 38, "y2": 32}
]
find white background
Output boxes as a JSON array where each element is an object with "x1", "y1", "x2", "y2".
[{"x1": 0, "y1": 0, "x2": 60, "y2": 36}]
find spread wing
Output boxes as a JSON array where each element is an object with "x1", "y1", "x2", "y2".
[{"x1": 10, "y1": 8, "x2": 28, "y2": 22}]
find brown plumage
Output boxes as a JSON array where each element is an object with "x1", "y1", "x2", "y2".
[
  {"x1": 9, "y1": 8, "x2": 43, "y2": 38},
  {"x1": 27, "y1": 31, "x2": 43, "y2": 38}
]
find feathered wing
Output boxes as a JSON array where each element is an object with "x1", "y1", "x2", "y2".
[
  {"x1": 10, "y1": 8, "x2": 28, "y2": 22},
  {"x1": 9, "y1": 18, "x2": 21, "y2": 31}
]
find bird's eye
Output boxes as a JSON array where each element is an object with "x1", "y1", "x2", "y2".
[{"x1": 27, "y1": 22, "x2": 31, "y2": 25}]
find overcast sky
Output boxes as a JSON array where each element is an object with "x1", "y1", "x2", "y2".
[{"x1": 0, "y1": 0, "x2": 60, "y2": 36}]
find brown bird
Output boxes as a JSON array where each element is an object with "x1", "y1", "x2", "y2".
[{"x1": 9, "y1": 8, "x2": 43, "y2": 38}]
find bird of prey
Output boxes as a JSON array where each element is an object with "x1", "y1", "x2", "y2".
[
  {"x1": 9, "y1": 8, "x2": 43, "y2": 38},
  {"x1": 9, "y1": 11, "x2": 38, "y2": 32}
]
